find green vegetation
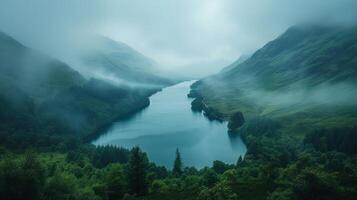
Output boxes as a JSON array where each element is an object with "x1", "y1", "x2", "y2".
[
  {"x1": 1, "y1": 24, "x2": 357, "y2": 200},
  {"x1": 186, "y1": 25, "x2": 357, "y2": 199},
  {"x1": 172, "y1": 149, "x2": 183, "y2": 177},
  {"x1": 127, "y1": 147, "x2": 149, "y2": 196},
  {"x1": 2, "y1": 127, "x2": 356, "y2": 200},
  {"x1": 0, "y1": 31, "x2": 164, "y2": 143}
]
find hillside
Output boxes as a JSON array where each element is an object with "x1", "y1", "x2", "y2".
[
  {"x1": 190, "y1": 25, "x2": 357, "y2": 127},
  {"x1": 0, "y1": 32, "x2": 85, "y2": 99},
  {"x1": 186, "y1": 24, "x2": 357, "y2": 200},
  {"x1": 79, "y1": 36, "x2": 172, "y2": 87},
  {"x1": 0, "y1": 32, "x2": 159, "y2": 146},
  {"x1": 220, "y1": 54, "x2": 251, "y2": 73},
  {"x1": 225, "y1": 25, "x2": 357, "y2": 87}
]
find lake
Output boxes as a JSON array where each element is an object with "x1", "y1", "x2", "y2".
[{"x1": 93, "y1": 81, "x2": 246, "y2": 168}]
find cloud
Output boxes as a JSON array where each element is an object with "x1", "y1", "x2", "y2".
[{"x1": 1, "y1": 0, "x2": 357, "y2": 77}]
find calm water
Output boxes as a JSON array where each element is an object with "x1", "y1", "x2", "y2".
[{"x1": 93, "y1": 81, "x2": 246, "y2": 168}]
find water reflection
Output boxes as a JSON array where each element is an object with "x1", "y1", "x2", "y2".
[{"x1": 93, "y1": 81, "x2": 246, "y2": 168}]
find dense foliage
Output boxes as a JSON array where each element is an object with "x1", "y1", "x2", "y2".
[{"x1": 1, "y1": 123, "x2": 356, "y2": 200}]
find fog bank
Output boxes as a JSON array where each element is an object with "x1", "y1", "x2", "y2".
[{"x1": 1, "y1": 0, "x2": 357, "y2": 77}]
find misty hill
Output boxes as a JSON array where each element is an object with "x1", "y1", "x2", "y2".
[
  {"x1": 79, "y1": 35, "x2": 172, "y2": 86},
  {"x1": 187, "y1": 25, "x2": 357, "y2": 200},
  {"x1": 0, "y1": 32, "x2": 158, "y2": 142},
  {"x1": 190, "y1": 25, "x2": 357, "y2": 129},
  {"x1": 0, "y1": 31, "x2": 85, "y2": 99},
  {"x1": 221, "y1": 25, "x2": 357, "y2": 89},
  {"x1": 220, "y1": 54, "x2": 251, "y2": 73}
]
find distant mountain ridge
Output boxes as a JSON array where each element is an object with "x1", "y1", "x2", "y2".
[{"x1": 79, "y1": 35, "x2": 172, "y2": 86}]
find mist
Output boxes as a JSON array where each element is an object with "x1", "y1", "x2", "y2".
[
  {"x1": 246, "y1": 83, "x2": 357, "y2": 108},
  {"x1": 198, "y1": 73, "x2": 357, "y2": 121},
  {"x1": 1, "y1": 0, "x2": 357, "y2": 77}
]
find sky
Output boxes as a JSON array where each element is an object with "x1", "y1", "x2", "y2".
[{"x1": 1, "y1": 0, "x2": 357, "y2": 77}]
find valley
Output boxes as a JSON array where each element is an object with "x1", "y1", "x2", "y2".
[
  {"x1": 93, "y1": 81, "x2": 246, "y2": 168},
  {"x1": 0, "y1": 31, "x2": 172, "y2": 144},
  {"x1": 0, "y1": 19, "x2": 357, "y2": 200}
]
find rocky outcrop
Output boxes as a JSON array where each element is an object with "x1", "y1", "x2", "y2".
[
  {"x1": 187, "y1": 88, "x2": 200, "y2": 98},
  {"x1": 202, "y1": 107, "x2": 224, "y2": 122},
  {"x1": 228, "y1": 112, "x2": 245, "y2": 132},
  {"x1": 189, "y1": 91, "x2": 224, "y2": 122},
  {"x1": 191, "y1": 97, "x2": 204, "y2": 112}
]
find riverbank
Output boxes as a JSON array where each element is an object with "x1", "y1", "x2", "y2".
[
  {"x1": 84, "y1": 83, "x2": 174, "y2": 142},
  {"x1": 84, "y1": 96, "x2": 151, "y2": 142},
  {"x1": 92, "y1": 81, "x2": 246, "y2": 168},
  {"x1": 188, "y1": 82, "x2": 245, "y2": 132},
  {"x1": 186, "y1": 78, "x2": 357, "y2": 199}
]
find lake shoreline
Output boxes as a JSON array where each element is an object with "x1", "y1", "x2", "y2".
[{"x1": 92, "y1": 81, "x2": 246, "y2": 168}]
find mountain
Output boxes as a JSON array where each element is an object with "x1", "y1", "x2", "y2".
[
  {"x1": 0, "y1": 32, "x2": 85, "y2": 99},
  {"x1": 0, "y1": 31, "x2": 86, "y2": 138},
  {"x1": 187, "y1": 24, "x2": 357, "y2": 200},
  {"x1": 221, "y1": 25, "x2": 357, "y2": 89},
  {"x1": 0, "y1": 32, "x2": 159, "y2": 144},
  {"x1": 220, "y1": 54, "x2": 251, "y2": 73},
  {"x1": 79, "y1": 35, "x2": 172, "y2": 86},
  {"x1": 190, "y1": 25, "x2": 357, "y2": 121}
]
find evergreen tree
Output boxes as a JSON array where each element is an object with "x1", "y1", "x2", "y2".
[
  {"x1": 127, "y1": 146, "x2": 148, "y2": 196},
  {"x1": 0, "y1": 152, "x2": 45, "y2": 200},
  {"x1": 0, "y1": 158, "x2": 23, "y2": 200},
  {"x1": 236, "y1": 156, "x2": 243, "y2": 166},
  {"x1": 213, "y1": 160, "x2": 227, "y2": 174},
  {"x1": 105, "y1": 164, "x2": 126, "y2": 200},
  {"x1": 172, "y1": 148, "x2": 183, "y2": 177},
  {"x1": 43, "y1": 173, "x2": 77, "y2": 200},
  {"x1": 202, "y1": 169, "x2": 218, "y2": 187},
  {"x1": 21, "y1": 152, "x2": 45, "y2": 200}
]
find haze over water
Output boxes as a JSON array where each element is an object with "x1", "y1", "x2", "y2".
[{"x1": 93, "y1": 81, "x2": 246, "y2": 168}]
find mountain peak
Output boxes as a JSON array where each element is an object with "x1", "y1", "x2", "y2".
[{"x1": 0, "y1": 31, "x2": 25, "y2": 50}]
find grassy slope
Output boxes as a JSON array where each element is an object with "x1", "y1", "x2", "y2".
[
  {"x1": 190, "y1": 25, "x2": 357, "y2": 135},
  {"x1": 187, "y1": 26, "x2": 357, "y2": 198}
]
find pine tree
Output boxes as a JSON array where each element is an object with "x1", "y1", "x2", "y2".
[
  {"x1": 127, "y1": 146, "x2": 148, "y2": 196},
  {"x1": 21, "y1": 151, "x2": 45, "y2": 200},
  {"x1": 105, "y1": 164, "x2": 125, "y2": 200},
  {"x1": 236, "y1": 155, "x2": 243, "y2": 166},
  {"x1": 172, "y1": 148, "x2": 183, "y2": 177}
]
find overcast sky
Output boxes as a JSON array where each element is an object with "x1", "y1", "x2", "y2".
[{"x1": 1, "y1": 0, "x2": 357, "y2": 76}]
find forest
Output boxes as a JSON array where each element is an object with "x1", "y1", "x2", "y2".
[{"x1": 1, "y1": 117, "x2": 356, "y2": 200}]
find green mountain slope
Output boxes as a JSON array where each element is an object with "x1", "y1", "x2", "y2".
[
  {"x1": 0, "y1": 32, "x2": 157, "y2": 143},
  {"x1": 190, "y1": 25, "x2": 357, "y2": 124},
  {"x1": 186, "y1": 24, "x2": 357, "y2": 200},
  {"x1": 223, "y1": 25, "x2": 357, "y2": 89},
  {"x1": 220, "y1": 54, "x2": 251, "y2": 73},
  {"x1": 0, "y1": 32, "x2": 85, "y2": 99}
]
